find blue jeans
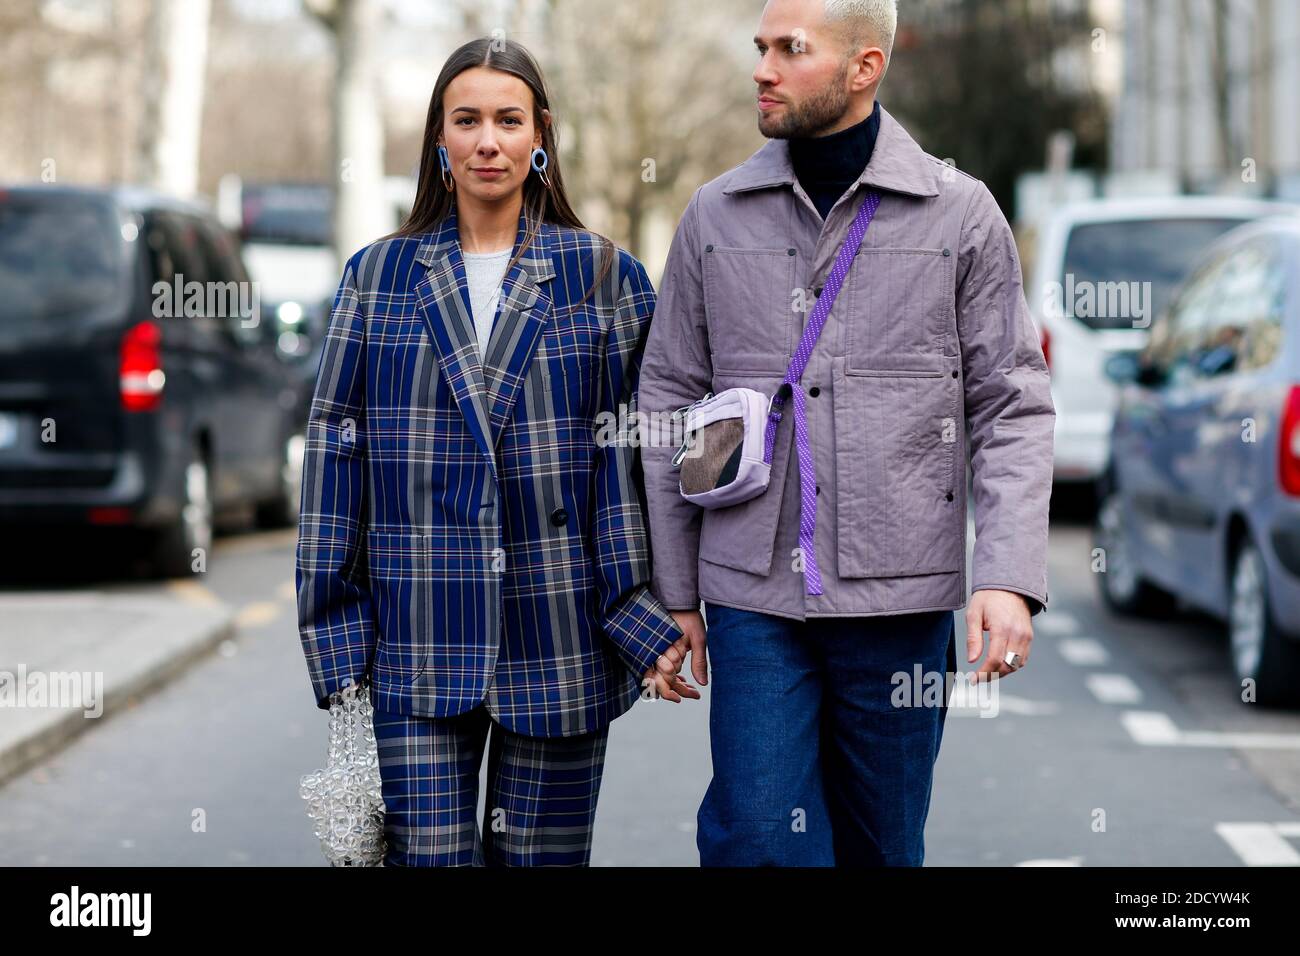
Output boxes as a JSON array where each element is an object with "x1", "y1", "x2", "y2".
[{"x1": 697, "y1": 603, "x2": 957, "y2": 866}]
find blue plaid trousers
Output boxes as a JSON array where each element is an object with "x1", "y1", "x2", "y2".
[{"x1": 373, "y1": 701, "x2": 609, "y2": 866}]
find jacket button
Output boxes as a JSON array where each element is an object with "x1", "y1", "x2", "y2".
[
  {"x1": 945, "y1": 491, "x2": 954, "y2": 502},
  {"x1": 942, "y1": 248, "x2": 951, "y2": 257},
  {"x1": 550, "y1": 507, "x2": 569, "y2": 527},
  {"x1": 705, "y1": 244, "x2": 714, "y2": 253},
  {"x1": 809, "y1": 386, "x2": 820, "y2": 398},
  {"x1": 787, "y1": 248, "x2": 797, "y2": 256}
]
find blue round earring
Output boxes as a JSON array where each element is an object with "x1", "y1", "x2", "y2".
[
  {"x1": 531, "y1": 147, "x2": 551, "y2": 188},
  {"x1": 437, "y1": 144, "x2": 453, "y2": 191}
]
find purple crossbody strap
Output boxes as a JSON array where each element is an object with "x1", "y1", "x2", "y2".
[{"x1": 761, "y1": 189, "x2": 882, "y2": 596}]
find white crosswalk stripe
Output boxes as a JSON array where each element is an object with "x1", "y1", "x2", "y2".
[
  {"x1": 1059, "y1": 638, "x2": 1110, "y2": 666},
  {"x1": 1035, "y1": 612, "x2": 1080, "y2": 636},
  {"x1": 1086, "y1": 673, "x2": 1143, "y2": 704},
  {"x1": 1122, "y1": 711, "x2": 1300, "y2": 748},
  {"x1": 1215, "y1": 823, "x2": 1300, "y2": 866}
]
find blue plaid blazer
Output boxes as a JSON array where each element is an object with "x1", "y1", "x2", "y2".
[{"x1": 296, "y1": 208, "x2": 683, "y2": 737}]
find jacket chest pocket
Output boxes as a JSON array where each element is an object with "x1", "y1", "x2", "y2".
[
  {"x1": 845, "y1": 248, "x2": 954, "y2": 372},
  {"x1": 531, "y1": 314, "x2": 602, "y2": 424},
  {"x1": 703, "y1": 247, "x2": 798, "y2": 374},
  {"x1": 536, "y1": 304, "x2": 603, "y2": 382},
  {"x1": 832, "y1": 365, "x2": 964, "y2": 578},
  {"x1": 535, "y1": 364, "x2": 597, "y2": 425}
]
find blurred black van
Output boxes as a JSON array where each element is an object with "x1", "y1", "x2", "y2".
[{"x1": 0, "y1": 185, "x2": 310, "y2": 576}]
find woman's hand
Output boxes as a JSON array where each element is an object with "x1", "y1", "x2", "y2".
[{"x1": 641, "y1": 635, "x2": 700, "y2": 702}]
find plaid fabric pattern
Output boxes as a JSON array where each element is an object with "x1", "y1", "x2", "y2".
[
  {"x1": 373, "y1": 702, "x2": 609, "y2": 867},
  {"x1": 297, "y1": 209, "x2": 683, "y2": 737}
]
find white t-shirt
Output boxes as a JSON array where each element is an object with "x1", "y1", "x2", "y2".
[{"x1": 462, "y1": 248, "x2": 513, "y2": 357}]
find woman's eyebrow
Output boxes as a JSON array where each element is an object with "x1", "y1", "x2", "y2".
[{"x1": 449, "y1": 105, "x2": 527, "y2": 115}]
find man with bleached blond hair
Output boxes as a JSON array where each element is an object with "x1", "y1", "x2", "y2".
[{"x1": 640, "y1": 0, "x2": 1053, "y2": 865}]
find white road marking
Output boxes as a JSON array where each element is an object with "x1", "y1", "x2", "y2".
[
  {"x1": 1034, "y1": 612, "x2": 1080, "y2": 636},
  {"x1": 1059, "y1": 638, "x2": 1109, "y2": 666},
  {"x1": 1214, "y1": 823, "x2": 1300, "y2": 866},
  {"x1": 1086, "y1": 673, "x2": 1143, "y2": 705},
  {"x1": 1121, "y1": 711, "x2": 1181, "y2": 744},
  {"x1": 946, "y1": 682, "x2": 1061, "y2": 715},
  {"x1": 994, "y1": 695, "x2": 1063, "y2": 716},
  {"x1": 1122, "y1": 710, "x2": 1300, "y2": 749},
  {"x1": 1015, "y1": 857, "x2": 1084, "y2": 866}
]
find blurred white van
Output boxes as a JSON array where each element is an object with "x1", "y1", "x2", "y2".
[{"x1": 1025, "y1": 197, "x2": 1299, "y2": 488}]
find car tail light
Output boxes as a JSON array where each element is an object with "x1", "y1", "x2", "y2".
[
  {"x1": 1279, "y1": 386, "x2": 1300, "y2": 497},
  {"x1": 120, "y1": 321, "x2": 165, "y2": 412},
  {"x1": 1040, "y1": 322, "x2": 1052, "y2": 375}
]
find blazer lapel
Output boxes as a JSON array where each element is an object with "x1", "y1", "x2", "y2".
[
  {"x1": 413, "y1": 209, "x2": 496, "y2": 478},
  {"x1": 479, "y1": 218, "x2": 556, "y2": 443}
]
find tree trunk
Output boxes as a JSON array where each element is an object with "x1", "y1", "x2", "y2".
[
  {"x1": 331, "y1": 0, "x2": 388, "y2": 259},
  {"x1": 137, "y1": 0, "x2": 211, "y2": 197}
]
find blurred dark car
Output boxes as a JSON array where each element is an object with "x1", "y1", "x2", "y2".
[
  {"x1": 1095, "y1": 215, "x2": 1300, "y2": 706},
  {"x1": 0, "y1": 185, "x2": 309, "y2": 576}
]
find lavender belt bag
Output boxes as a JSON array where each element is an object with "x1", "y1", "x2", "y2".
[
  {"x1": 673, "y1": 386, "x2": 773, "y2": 507},
  {"x1": 671, "y1": 190, "x2": 883, "y2": 513}
]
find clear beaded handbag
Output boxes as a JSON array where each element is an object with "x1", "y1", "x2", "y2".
[{"x1": 299, "y1": 677, "x2": 387, "y2": 866}]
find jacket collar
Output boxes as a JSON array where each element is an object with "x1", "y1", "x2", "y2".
[
  {"x1": 722, "y1": 103, "x2": 940, "y2": 199},
  {"x1": 412, "y1": 205, "x2": 556, "y2": 481}
]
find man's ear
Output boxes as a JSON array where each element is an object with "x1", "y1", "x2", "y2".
[{"x1": 851, "y1": 48, "x2": 886, "y2": 92}]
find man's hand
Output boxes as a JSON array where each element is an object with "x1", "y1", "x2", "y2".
[
  {"x1": 641, "y1": 634, "x2": 700, "y2": 702},
  {"x1": 966, "y1": 589, "x2": 1033, "y2": 682},
  {"x1": 670, "y1": 609, "x2": 708, "y2": 685}
]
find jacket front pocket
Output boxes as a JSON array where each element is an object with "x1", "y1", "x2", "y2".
[
  {"x1": 366, "y1": 529, "x2": 433, "y2": 682},
  {"x1": 833, "y1": 366, "x2": 964, "y2": 578},
  {"x1": 845, "y1": 248, "x2": 954, "y2": 371},
  {"x1": 702, "y1": 247, "x2": 798, "y2": 374},
  {"x1": 694, "y1": 371, "x2": 791, "y2": 577}
]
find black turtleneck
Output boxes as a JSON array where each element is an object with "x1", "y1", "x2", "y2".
[{"x1": 789, "y1": 100, "x2": 880, "y2": 221}]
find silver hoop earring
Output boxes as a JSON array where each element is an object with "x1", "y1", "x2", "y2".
[
  {"x1": 438, "y1": 144, "x2": 454, "y2": 192},
  {"x1": 531, "y1": 147, "x2": 551, "y2": 188}
]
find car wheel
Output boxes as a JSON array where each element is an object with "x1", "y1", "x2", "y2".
[
  {"x1": 256, "y1": 432, "x2": 305, "y2": 528},
  {"x1": 1228, "y1": 539, "x2": 1300, "y2": 707},
  {"x1": 150, "y1": 448, "x2": 213, "y2": 577},
  {"x1": 1093, "y1": 488, "x2": 1175, "y2": 616}
]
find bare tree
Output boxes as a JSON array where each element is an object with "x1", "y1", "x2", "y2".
[
  {"x1": 888, "y1": 0, "x2": 1109, "y2": 213},
  {"x1": 137, "y1": 0, "x2": 212, "y2": 197},
  {"x1": 439, "y1": 0, "x2": 758, "y2": 257},
  {"x1": 537, "y1": 0, "x2": 759, "y2": 257},
  {"x1": 304, "y1": 0, "x2": 389, "y2": 260},
  {"x1": 0, "y1": 0, "x2": 144, "y2": 185}
]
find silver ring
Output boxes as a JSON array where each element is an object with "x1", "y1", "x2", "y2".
[{"x1": 1004, "y1": 651, "x2": 1023, "y2": 670}]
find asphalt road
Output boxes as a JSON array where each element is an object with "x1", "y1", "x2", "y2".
[{"x1": 1, "y1": 503, "x2": 1298, "y2": 867}]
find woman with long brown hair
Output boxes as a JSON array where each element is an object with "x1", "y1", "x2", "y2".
[{"x1": 295, "y1": 37, "x2": 696, "y2": 866}]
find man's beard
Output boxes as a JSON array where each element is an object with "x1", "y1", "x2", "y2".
[{"x1": 758, "y1": 75, "x2": 852, "y2": 140}]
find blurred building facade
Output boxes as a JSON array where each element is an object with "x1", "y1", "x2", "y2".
[{"x1": 1111, "y1": 0, "x2": 1300, "y2": 197}]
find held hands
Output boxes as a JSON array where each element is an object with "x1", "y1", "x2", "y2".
[
  {"x1": 966, "y1": 589, "x2": 1034, "y2": 682},
  {"x1": 640, "y1": 609, "x2": 710, "y2": 702}
]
